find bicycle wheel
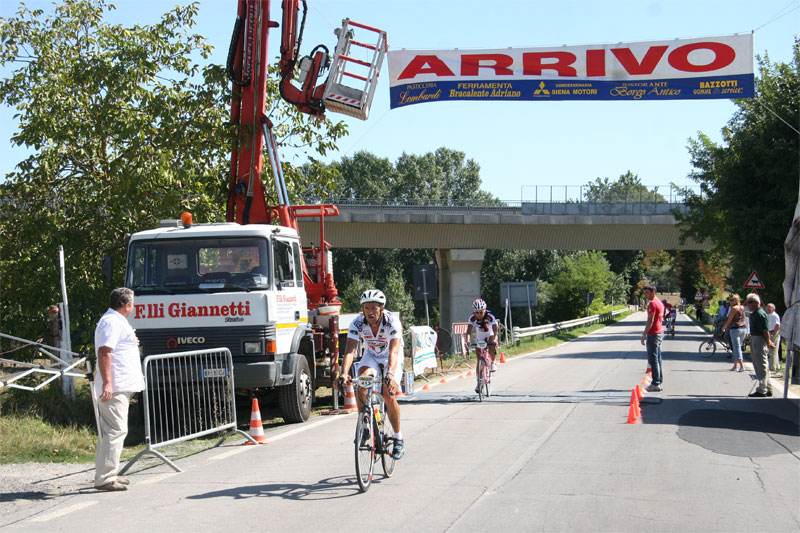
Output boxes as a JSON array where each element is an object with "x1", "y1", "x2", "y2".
[
  {"x1": 477, "y1": 358, "x2": 486, "y2": 402},
  {"x1": 483, "y1": 361, "x2": 491, "y2": 398},
  {"x1": 379, "y1": 400, "x2": 396, "y2": 477},
  {"x1": 698, "y1": 339, "x2": 717, "y2": 358},
  {"x1": 354, "y1": 408, "x2": 375, "y2": 492}
]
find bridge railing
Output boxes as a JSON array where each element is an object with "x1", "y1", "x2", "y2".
[{"x1": 322, "y1": 185, "x2": 700, "y2": 213}]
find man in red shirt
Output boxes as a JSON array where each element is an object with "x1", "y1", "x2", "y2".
[{"x1": 640, "y1": 285, "x2": 665, "y2": 392}]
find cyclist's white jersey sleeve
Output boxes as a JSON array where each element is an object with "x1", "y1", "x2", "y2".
[
  {"x1": 347, "y1": 310, "x2": 403, "y2": 362},
  {"x1": 468, "y1": 311, "x2": 498, "y2": 342}
]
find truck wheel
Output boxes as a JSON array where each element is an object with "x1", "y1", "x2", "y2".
[{"x1": 279, "y1": 356, "x2": 313, "y2": 423}]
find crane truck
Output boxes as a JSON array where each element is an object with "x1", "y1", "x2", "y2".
[{"x1": 124, "y1": 0, "x2": 387, "y2": 422}]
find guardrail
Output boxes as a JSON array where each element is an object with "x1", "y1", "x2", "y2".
[
  {"x1": 120, "y1": 348, "x2": 256, "y2": 474},
  {"x1": 511, "y1": 307, "x2": 632, "y2": 343}
]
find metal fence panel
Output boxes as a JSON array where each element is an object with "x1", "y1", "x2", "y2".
[{"x1": 120, "y1": 348, "x2": 255, "y2": 474}]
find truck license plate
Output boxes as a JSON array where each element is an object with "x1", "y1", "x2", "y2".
[{"x1": 201, "y1": 368, "x2": 227, "y2": 378}]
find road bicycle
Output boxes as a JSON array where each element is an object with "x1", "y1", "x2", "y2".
[
  {"x1": 473, "y1": 340, "x2": 492, "y2": 402},
  {"x1": 664, "y1": 315, "x2": 676, "y2": 337},
  {"x1": 348, "y1": 370, "x2": 396, "y2": 492},
  {"x1": 698, "y1": 322, "x2": 750, "y2": 358}
]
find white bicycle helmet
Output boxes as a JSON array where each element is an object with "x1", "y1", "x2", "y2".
[
  {"x1": 360, "y1": 289, "x2": 386, "y2": 306},
  {"x1": 472, "y1": 298, "x2": 487, "y2": 311}
]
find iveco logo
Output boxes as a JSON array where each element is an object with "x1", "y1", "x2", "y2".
[{"x1": 166, "y1": 337, "x2": 206, "y2": 349}]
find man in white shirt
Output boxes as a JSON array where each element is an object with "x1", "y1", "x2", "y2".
[
  {"x1": 94, "y1": 288, "x2": 144, "y2": 491},
  {"x1": 765, "y1": 303, "x2": 781, "y2": 372}
]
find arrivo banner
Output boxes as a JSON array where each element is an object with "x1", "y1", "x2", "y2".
[{"x1": 387, "y1": 33, "x2": 753, "y2": 108}]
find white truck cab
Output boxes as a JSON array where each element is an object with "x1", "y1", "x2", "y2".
[{"x1": 126, "y1": 219, "x2": 338, "y2": 422}]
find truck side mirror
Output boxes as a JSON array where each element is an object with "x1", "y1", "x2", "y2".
[{"x1": 102, "y1": 254, "x2": 113, "y2": 285}]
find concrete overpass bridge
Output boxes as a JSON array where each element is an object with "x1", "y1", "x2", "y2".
[{"x1": 297, "y1": 194, "x2": 706, "y2": 331}]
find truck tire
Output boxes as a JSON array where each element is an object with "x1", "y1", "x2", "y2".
[{"x1": 279, "y1": 355, "x2": 313, "y2": 423}]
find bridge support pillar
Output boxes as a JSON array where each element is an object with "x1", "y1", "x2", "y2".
[{"x1": 436, "y1": 249, "x2": 485, "y2": 337}]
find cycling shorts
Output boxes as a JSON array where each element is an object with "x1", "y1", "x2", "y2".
[{"x1": 357, "y1": 351, "x2": 402, "y2": 385}]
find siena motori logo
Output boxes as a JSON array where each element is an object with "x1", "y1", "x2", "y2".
[{"x1": 166, "y1": 337, "x2": 206, "y2": 349}]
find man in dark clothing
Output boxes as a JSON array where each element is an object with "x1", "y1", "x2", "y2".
[{"x1": 746, "y1": 293, "x2": 776, "y2": 397}]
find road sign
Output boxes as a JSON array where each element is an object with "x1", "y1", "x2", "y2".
[
  {"x1": 702, "y1": 300, "x2": 711, "y2": 308},
  {"x1": 743, "y1": 270, "x2": 765, "y2": 289},
  {"x1": 694, "y1": 291, "x2": 703, "y2": 301},
  {"x1": 702, "y1": 290, "x2": 710, "y2": 300}
]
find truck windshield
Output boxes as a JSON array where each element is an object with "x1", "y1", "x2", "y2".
[{"x1": 127, "y1": 237, "x2": 270, "y2": 292}]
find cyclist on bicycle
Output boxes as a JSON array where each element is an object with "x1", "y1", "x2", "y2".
[
  {"x1": 662, "y1": 299, "x2": 676, "y2": 333},
  {"x1": 465, "y1": 298, "x2": 499, "y2": 393},
  {"x1": 340, "y1": 289, "x2": 405, "y2": 460}
]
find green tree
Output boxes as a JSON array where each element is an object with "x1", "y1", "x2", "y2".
[
  {"x1": 584, "y1": 171, "x2": 667, "y2": 203},
  {"x1": 340, "y1": 272, "x2": 415, "y2": 325},
  {"x1": 0, "y1": 0, "x2": 346, "y2": 349},
  {"x1": 676, "y1": 40, "x2": 799, "y2": 311},
  {"x1": 546, "y1": 251, "x2": 613, "y2": 322}
]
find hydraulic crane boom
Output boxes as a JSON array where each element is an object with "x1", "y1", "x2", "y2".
[{"x1": 224, "y1": 0, "x2": 386, "y2": 306}]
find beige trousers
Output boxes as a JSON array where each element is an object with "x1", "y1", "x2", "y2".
[{"x1": 95, "y1": 391, "x2": 132, "y2": 487}]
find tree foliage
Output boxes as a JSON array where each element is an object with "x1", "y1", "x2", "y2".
[
  {"x1": 584, "y1": 171, "x2": 667, "y2": 203},
  {"x1": 546, "y1": 251, "x2": 613, "y2": 322},
  {"x1": 0, "y1": 0, "x2": 346, "y2": 349},
  {"x1": 676, "y1": 39, "x2": 800, "y2": 311}
]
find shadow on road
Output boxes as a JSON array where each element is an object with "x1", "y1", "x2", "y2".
[
  {"x1": 642, "y1": 396, "x2": 800, "y2": 457},
  {"x1": 184, "y1": 475, "x2": 370, "y2": 501}
]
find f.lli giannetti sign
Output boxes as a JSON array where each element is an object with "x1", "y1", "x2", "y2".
[{"x1": 387, "y1": 33, "x2": 754, "y2": 108}]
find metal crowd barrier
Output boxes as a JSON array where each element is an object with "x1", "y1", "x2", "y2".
[
  {"x1": 120, "y1": 348, "x2": 255, "y2": 474},
  {"x1": 511, "y1": 308, "x2": 631, "y2": 343}
]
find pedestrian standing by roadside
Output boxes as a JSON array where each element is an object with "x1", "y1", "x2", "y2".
[
  {"x1": 765, "y1": 303, "x2": 781, "y2": 372},
  {"x1": 640, "y1": 285, "x2": 664, "y2": 392},
  {"x1": 721, "y1": 294, "x2": 747, "y2": 372},
  {"x1": 94, "y1": 288, "x2": 144, "y2": 491},
  {"x1": 746, "y1": 293, "x2": 776, "y2": 397}
]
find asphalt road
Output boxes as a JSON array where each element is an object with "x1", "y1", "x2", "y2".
[{"x1": 2, "y1": 312, "x2": 798, "y2": 532}]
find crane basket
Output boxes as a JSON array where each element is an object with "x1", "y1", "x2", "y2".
[{"x1": 323, "y1": 19, "x2": 388, "y2": 120}]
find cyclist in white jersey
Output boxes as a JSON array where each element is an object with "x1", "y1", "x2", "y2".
[
  {"x1": 341, "y1": 289, "x2": 405, "y2": 460},
  {"x1": 465, "y1": 299, "x2": 499, "y2": 393}
]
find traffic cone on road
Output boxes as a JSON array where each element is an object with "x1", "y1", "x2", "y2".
[
  {"x1": 340, "y1": 380, "x2": 358, "y2": 413},
  {"x1": 439, "y1": 377, "x2": 447, "y2": 384},
  {"x1": 630, "y1": 388, "x2": 642, "y2": 418},
  {"x1": 244, "y1": 398, "x2": 268, "y2": 445},
  {"x1": 626, "y1": 401, "x2": 641, "y2": 424},
  {"x1": 636, "y1": 384, "x2": 646, "y2": 401},
  {"x1": 500, "y1": 352, "x2": 507, "y2": 363}
]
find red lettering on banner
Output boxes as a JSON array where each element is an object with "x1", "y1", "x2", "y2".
[
  {"x1": 522, "y1": 52, "x2": 577, "y2": 76},
  {"x1": 397, "y1": 42, "x2": 739, "y2": 81},
  {"x1": 668, "y1": 42, "x2": 735, "y2": 72},
  {"x1": 611, "y1": 46, "x2": 667, "y2": 75},
  {"x1": 586, "y1": 49, "x2": 605, "y2": 77},
  {"x1": 460, "y1": 54, "x2": 514, "y2": 76},
  {"x1": 398, "y1": 55, "x2": 455, "y2": 80}
]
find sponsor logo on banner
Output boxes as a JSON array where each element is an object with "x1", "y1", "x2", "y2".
[{"x1": 387, "y1": 34, "x2": 754, "y2": 108}]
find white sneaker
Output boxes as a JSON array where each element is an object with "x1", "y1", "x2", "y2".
[{"x1": 490, "y1": 362, "x2": 497, "y2": 372}]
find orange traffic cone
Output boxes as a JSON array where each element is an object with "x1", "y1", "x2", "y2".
[
  {"x1": 422, "y1": 383, "x2": 431, "y2": 390},
  {"x1": 340, "y1": 380, "x2": 358, "y2": 413},
  {"x1": 439, "y1": 377, "x2": 447, "y2": 384},
  {"x1": 630, "y1": 388, "x2": 642, "y2": 418},
  {"x1": 466, "y1": 370, "x2": 473, "y2": 376},
  {"x1": 500, "y1": 352, "x2": 507, "y2": 363},
  {"x1": 457, "y1": 374, "x2": 465, "y2": 379},
  {"x1": 244, "y1": 398, "x2": 268, "y2": 445},
  {"x1": 626, "y1": 401, "x2": 641, "y2": 424},
  {"x1": 636, "y1": 384, "x2": 646, "y2": 400}
]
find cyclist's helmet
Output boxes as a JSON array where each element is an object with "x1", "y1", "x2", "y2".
[
  {"x1": 472, "y1": 298, "x2": 487, "y2": 311},
  {"x1": 360, "y1": 289, "x2": 386, "y2": 306}
]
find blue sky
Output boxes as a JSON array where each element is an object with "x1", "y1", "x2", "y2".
[{"x1": 1, "y1": 0, "x2": 797, "y2": 202}]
